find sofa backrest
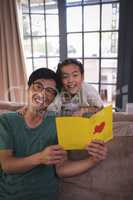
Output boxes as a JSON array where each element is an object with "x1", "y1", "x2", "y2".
[
  {"x1": 1, "y1": 101, "x2": 133, "y2": 121},
  {"x1": 113, "y1": 112, "x2": 133, "y2": 122},
  {"x1": 0, "y1": 101, "x2": 24, "y2": 114}
]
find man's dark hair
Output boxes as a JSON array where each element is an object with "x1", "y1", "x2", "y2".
[
  {"x1": 28, "y1": 68, "x2": 58, "y2": 87},
  {"x1": 56, "y1": 58, "x2": 84, "y2": 90}
]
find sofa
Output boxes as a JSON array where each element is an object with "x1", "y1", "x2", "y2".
[
  {"x1": 58, "y1": 112, "x2": 133, "y2": 200},
  {"x1": 0, "y1": 101, "x2": 133, "y2": 200}
]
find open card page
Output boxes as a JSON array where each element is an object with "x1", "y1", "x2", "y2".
[{"x1": 56, "y1": 105, "x2": 113, "y2": 150}]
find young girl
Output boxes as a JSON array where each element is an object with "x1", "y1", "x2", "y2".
[{"x1": 49, "y1": 58, "x2": 103, "y2": 116}]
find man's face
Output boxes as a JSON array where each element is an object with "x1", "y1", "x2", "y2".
[
  {"x1": 28, "y1": 79, "x2": 57, "y2": 111},
  {"x1": 61, "y1": 64, "x2": 84, "y2": 96}
]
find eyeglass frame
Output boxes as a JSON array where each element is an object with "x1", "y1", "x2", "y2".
[{"x1": 31, "y1": 81, "x2": 58, "y2": 96}]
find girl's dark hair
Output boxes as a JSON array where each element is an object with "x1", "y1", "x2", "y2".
[
  {"x1": 28, "y1": 68, "x2": 58, "y2": 87},
  {"x1": 56, "y1": 58, "x2": 84, "y2": 90}
]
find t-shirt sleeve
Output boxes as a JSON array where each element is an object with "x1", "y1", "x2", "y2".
[
  {"x1": 84, "y1": 83, "x2": 103, "y2": 108},
  {"x1": 0, "y1": 115, "x2": 13, "y2": 150}
]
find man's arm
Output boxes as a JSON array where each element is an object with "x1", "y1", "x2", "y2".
[
  {"x1": 56, "y1": 156, "x2": 98, "y2": 177},
  {"x1": 0, "y1": 150, "x2": 41, "y2": 174},
  {"x1": 0, "y1": 145, "x2": 66, "y2": 174},
  {"x1": 56, "y1": 141, "x2": 107, "y2": 177}
]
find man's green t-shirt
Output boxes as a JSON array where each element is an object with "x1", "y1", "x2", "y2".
[{"x1": 0, "y1": 112, "x2": 58, "y2": 200}]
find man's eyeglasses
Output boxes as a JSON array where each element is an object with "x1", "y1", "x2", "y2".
[{"x1": 32, "y1": 82, "x2": 57, "y2": 96}]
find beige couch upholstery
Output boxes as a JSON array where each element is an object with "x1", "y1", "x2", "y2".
[
  {"x1": 0, "y1": 102, "x2": 133, "y2": 200},
  {"x1": 59, "y1": 114, "x2": 133, "y2": 200},
  {"x1": 0, "y1": 101, "x2": 23, "y2": 113}
]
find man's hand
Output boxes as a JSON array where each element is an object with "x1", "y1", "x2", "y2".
[
  {"x1": 86, "y1": 140, "x2": 108, "y2": 162},
  {"x1": 40, "y1": 145, "x2": 67, "y2": 165}
]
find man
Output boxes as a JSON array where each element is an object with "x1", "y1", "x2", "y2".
[{"x1": 0, "y1": 68, "x2": 107, "y2": 200}]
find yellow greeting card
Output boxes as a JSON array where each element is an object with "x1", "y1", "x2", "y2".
[{"x1": 56, "y1": 105, "x2": 113, "y2": 150}]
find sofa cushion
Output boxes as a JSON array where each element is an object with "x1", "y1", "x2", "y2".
[{"x1": 58, "y1": 122, "x2": 133, "y2": 200}]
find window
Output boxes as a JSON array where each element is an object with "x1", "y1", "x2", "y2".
[
  {"x1": 20, "y1": 0, "x2": 120, "y2": 106},
  {"x1": 21, "y1": 0, "x2": 59, "y2": 77},
  {"x1": 66, "y1": 0, "x2": 119, "y2": 106}
]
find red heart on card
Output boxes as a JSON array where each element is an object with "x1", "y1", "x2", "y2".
[{"x1": 93, "y1": 122, "x2": 105, "y2": 134}]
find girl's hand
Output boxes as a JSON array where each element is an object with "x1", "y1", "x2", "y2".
[
  {"x1": 72, "y1": 106, "x2": 102, "y2": 117},
  {"x1": 17, "y1": 106, "x2": 27, "y2": 116}
]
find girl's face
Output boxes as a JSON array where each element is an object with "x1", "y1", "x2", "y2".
[{"x1": 61, "y1": 64, "x2": 84, "y2": 95}]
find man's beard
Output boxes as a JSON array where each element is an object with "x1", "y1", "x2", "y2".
[{"x1": 29, "y1": 105, "x2": 47, "y2": 116}]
